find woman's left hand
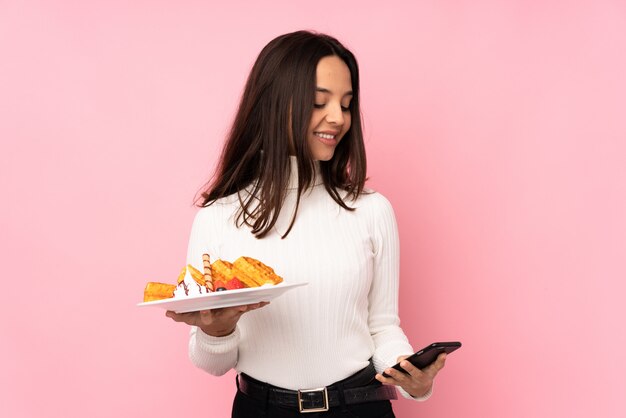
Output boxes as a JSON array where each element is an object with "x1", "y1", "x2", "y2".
[{"x1": 375, "y1": 353, "x2": 447, "y2": 398}]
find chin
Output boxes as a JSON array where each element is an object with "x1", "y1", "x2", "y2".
[
  {"x1": 312, "y1": 151, "x2": 335, "y2": 161},
  {"x1": 310, "y1": 143, "x2": 339, "y2": 161}
]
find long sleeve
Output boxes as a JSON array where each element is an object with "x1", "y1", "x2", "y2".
[
  {"x1": 185, "y1": 206, "x2": 239, "y2": 376},
  {"x1": 188, "y1": 326, "x2": 239, "y2": 376},
  {"x1": 367, "y1": 194, "x2": 413, "y2": 367},
  {"x1": 366, "y1": 194, "x2": 433, "y2": 401}
]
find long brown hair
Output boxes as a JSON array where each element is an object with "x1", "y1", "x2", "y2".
[{"x1": 197, "y1": 30, "x2": 366, "y2": 238}]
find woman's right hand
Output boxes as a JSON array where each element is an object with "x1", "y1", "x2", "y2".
[{"x1": 165, "y1": 302, "x2": 269, "y2": 337}]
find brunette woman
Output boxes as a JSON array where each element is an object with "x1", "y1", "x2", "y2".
[{"x1": 166, "y1": 30, "x2": 447, "y2": 418}]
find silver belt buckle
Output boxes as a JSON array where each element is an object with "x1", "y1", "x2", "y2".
[{"x1": 297, "y1": 387, "x2": 329, "y2": 413}]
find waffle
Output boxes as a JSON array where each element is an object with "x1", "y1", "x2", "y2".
[
  {"x1": 187, "y1": 264, "x2": 206, "y2": 287},
  {"x1": 233, "y1": 256, "x2": 283, "y2": 287},
  {"x1": 211, "y1": 259, "x2": 235, "y2": 282},
  {"x1": 176, "y1": 266, "x2": 189, "y2": 295},
  {"x1": 176, "y1": 266, "x2": 186, "y2": 285},
  {"x1": 143, "y1": 282, "x2": 176, "y2": 302}
]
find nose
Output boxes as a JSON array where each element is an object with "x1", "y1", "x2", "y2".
[{"x1": 325, "y1": 103, "x2": 344, "y2": 126}]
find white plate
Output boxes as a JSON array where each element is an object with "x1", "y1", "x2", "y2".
[{"x1": 137, "y1": 282, "x2": 308, "y2": 313}]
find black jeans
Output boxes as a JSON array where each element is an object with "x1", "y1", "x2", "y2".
[{"x1": 231, "y1": 389, "x2": 396, "y2": 418}]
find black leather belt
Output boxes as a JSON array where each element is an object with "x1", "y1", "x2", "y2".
[{"x1": 236, "y1": 362, "x2": 397, "y2": 413}]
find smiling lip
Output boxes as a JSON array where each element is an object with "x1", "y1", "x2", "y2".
[{"x1": 313, "y1": 131, "x2": 339, "y2": 146}]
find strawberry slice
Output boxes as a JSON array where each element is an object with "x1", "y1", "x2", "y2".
[
  {"x1": 214, "y1": 280, "x2": 227, "y2": 291},
  {"x1": 226, "y1": 277, "x2": 246, "y2": 290}
]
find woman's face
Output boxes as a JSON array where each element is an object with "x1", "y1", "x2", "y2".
[{"x1": 307, "y1": 55, "x2": 353, "y2": 161}]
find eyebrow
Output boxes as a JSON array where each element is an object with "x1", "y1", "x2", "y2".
[{"x1": 316, "y1": 87, "x2": 353, "y2": 97}]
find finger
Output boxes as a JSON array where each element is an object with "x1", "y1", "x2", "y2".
[
  {"x1": 213, "y1": 307, "x2": 245, "y2": 321},
  {"x1": 433, "y1": 353, "x2": 447, "y2": 371},
  {"x1": 166, "y1": 310, "x2": 185, "y2": 320},
  {"x1": 247, "y1": 301, "x2": 271, "y2": 310},
  {"x1": 424, "y1": 353, "x2": 447, "y2": 378},
  {"x1": 224, "y1": 304, "x2": 254, "y2": 313},
  {"x1": 230, "y1": 305, "x2": 254, "y2": 313},
  {"x1": 398, "y1": 359, "x2": 423, "y2": 378},
  {"x1": 165, "y1": 310, "x2": 195, "y2": 324},
  {"x1": 209, "y1": 306, "x2": 247, "y2": 315},
  {"x1": 232, "y1": 302, "x2": 268, "y2": 313},
  {"x1": 374, "y1": 373, "x2": 399, "y2": 386},
  {"x1": 199, "y1": 310, "x2": 214, "y2": 321},
  {"x1": 379, "y1": 367, "x2": 410, "y2": 384}
]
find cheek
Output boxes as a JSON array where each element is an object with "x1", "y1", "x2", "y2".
[
  {"x1": 309, "y1": 111, "x2": 323, "y2": 131},
  {"x1": 343, "y1": 114, "x2": 352, "y2": 134}
]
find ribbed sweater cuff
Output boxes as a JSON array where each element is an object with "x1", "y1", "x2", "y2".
[
  {"x1": 398, "y1": 384, "x2": 433, "y2": 401},
  {"x1": 194, "y1": 326, "x2": 240, "y2": 354},
  {"x1": 373, "y1": 343, "x2": 414, "y2": 376}
]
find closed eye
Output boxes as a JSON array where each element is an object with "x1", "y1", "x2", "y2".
[{"x1": 314, "y1": 103, "x2": 351, "y2": 112}]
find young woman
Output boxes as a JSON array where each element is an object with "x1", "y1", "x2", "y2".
[{"x1": 166, "y1": 30, "x2": 447, "y2": 418}]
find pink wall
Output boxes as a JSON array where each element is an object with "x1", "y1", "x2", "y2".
[{"x1": 1, "y1": 1, "x2": 625, "y2": 417}]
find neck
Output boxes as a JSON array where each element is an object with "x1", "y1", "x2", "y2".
[{"x1": 287, "y1": 156, "x2": 323, "y2": 190}]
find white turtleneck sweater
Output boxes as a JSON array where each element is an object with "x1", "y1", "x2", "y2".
[{"x1": 185, "y1": 157, "x2": 431, "y2": 401}]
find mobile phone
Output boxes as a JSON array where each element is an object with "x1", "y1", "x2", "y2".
[{"x1": 382, "y1": 341, "x2": 461, "y2": 378}]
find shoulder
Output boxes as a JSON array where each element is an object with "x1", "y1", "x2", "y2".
[
  {"x1": 338, "y1": 188, "x2": 397, "y2": 230},
  {"x1": 196, "y1": 190, "x2": 247, "y2": 215},
  {"x1": 191, "y1": 196, "x2": 238, "y2": 226},
  {"x1": 349, "y1": 189, "x2": 399, "y2": 246},
  {"x1": 353, "y1": 188, "x2": 396, "y2": 215}
]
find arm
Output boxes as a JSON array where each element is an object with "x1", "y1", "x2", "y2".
[
  {"x1": 179, "y1": 207, "x2": 240, "y2": 376},
  {"x1": 188, "y1": 323, "x2": 239, "y2": 376},
  {"x1": 366, "y1": 194, "x2": 434, "y2": 401}
]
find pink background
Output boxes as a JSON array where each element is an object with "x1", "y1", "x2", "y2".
[{"x1": 1, "y1": 1, "x2": 625, "y2": 417}]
